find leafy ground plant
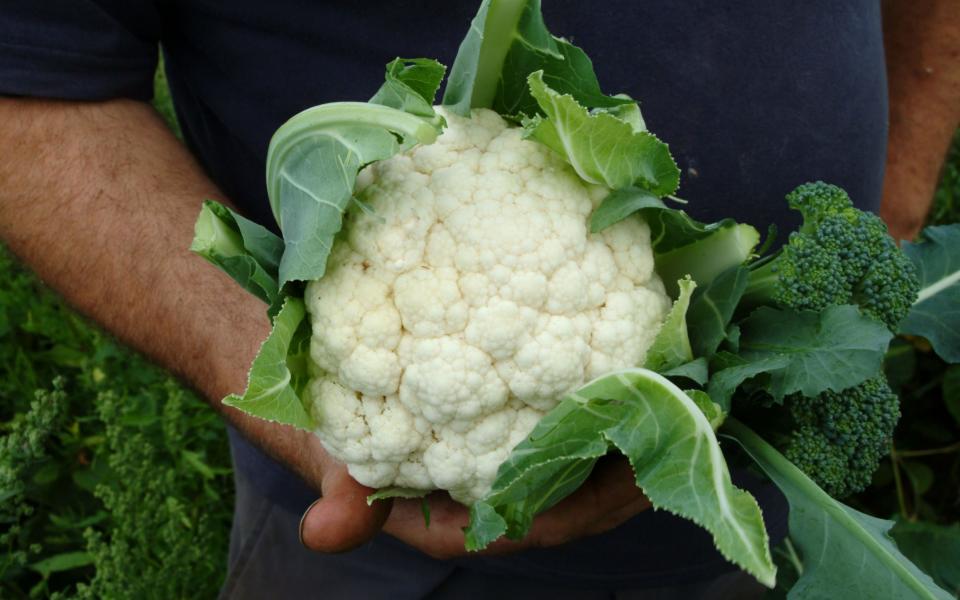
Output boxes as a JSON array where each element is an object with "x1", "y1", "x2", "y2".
[{"x1": 0, "y1": 249, "x2": 233, "y2": 600}]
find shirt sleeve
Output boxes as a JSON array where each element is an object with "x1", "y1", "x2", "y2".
[{"x1": 0, "y1": 1, "x2": 161, "y2": 101}]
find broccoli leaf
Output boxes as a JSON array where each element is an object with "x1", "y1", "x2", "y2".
[
  {"x1": 707, "y1": 355, "x2": 789, "y2": 412},
  {"x1": 442, "y1": 0, "x2": 629, "y2": 118},
  {"x1": 945, "y1": 365, "x2": 960, "y2": 426},
  {"x1": 645, "y1": 277, "x2": 696, "y2": 371},
  {"x1": 723, "y1": 418, "x2": 952, "y2": 600},
  {"x1": 524, "y1": 72, "x2": 679, "y2": 195},
  {"x1": 900, "y1": 224, "x2": 960, "y2": 363},
  {"x1": 662, "y1": 358, "x2": 709, "y2": 385},
  {"x1": 222, "y1": 297, "x2": 314, "y2": 430},
  {"x1": 265, "y1": 91, "x2": 444, "y2": 285},
  {"x1": 190, "y1": 200, "x2": 284, "y2": 307},
  {"x1": 466, "y1": 369, "x2": 776, "y2": 587},
  {"x1": 733, "y1": 305, "x2": 893, "y2": 400},
  {"x1": 687, "y1": 266, "x2": 749, "y2": 359},
  {"x1": 890, "y1": 520, "x2": 960, "y2": 595}
]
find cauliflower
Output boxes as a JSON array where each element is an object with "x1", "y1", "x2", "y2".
[{"x1": 303, "y1": 108, "x2": 671, "y2": 503}]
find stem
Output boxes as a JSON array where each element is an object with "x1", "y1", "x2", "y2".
[
  {"x1": 895, "y1": 440, "x2": 960, "y2": 458},
  {"x1": 914, "y1": 267, "x2": 960, "y2": 305},
  {"x1": 654, "y1": 223, "x2": 760, "y2": 296},
  {"x1": 738, "y1": 251, "x2": 781, "y2": 310},
  {"x1": 889, "y1": 442, "x2": 912, "y2": 520},
  {"x1": 441, "y1": 0, "x2": 528, "y2": 114},
  {"x1": 468, "y1": 0, "x2": 527, "y2": 110},
  {"x1": 783, "y1": 536, "x2": 803, "y2": 576},
  {"x1": 907, "y1": 378, "x2": 942, "y2": 401},
  {"x1": 189, "y1": 202, "x2": 246, "y2": 259},
  {"x1": 721, "y1": 417, "x2": 836, "y2": 505}
]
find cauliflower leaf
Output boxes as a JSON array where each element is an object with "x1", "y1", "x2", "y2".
[
  {"x1": 190, "y1": 200, "x2": 284, "y2": 309},
  {"x1": 524, "y1": 71, "x2": 680, "y2": 195},
  {"x1": 442, "y1": 0, "x2": 630, "y2": 118},
  {"x1": 265, "y1": 60, "x2": 447, "y2": 285},
  {"x1": 222, "y1": 297, "x2": 314, "y2": 430},
  {"x1": 644, "y1": 276, "x2": 696, "y2": 372},
  {"x1": 466, "y1": 368, "x2": 776, "y2": 587}
]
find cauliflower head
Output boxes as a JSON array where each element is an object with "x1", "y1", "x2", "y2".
[{"x1": 304, "y1": 107, "x2": 671, "y2": 503}]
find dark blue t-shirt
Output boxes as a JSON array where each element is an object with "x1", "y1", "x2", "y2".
[{"x1": 1, "y1": 0, "x2": 888, "y2": 589}]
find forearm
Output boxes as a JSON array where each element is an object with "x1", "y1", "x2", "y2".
[
  {"x1": 881, "y1": 0, "x2": 960, "y2": 240},
  {"x1": 0, "y1": 97, "x2": 328, "y2": 488}
]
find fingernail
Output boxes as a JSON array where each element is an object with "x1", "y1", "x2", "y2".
[{"x1": 298, "y1": 498, "x2": 322, "y2": 548}]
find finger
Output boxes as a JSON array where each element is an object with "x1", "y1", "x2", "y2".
[
  {"x1": 522, "y1": 456, "x2": 647, "y2": 547},
  {"x1": 585, "y1": 495, "x2": 651, "y2": 536},
  {"x1": 584, "y1": 455, "x2": 646, "y2": 503},
  {"x1": 383, "y1": 457, "x2": 651, "y2": 558},
  {"x1": 383, "y1": 493, "x2": 473, "y2": 559},
  {"x1": 586, "y1": 457, "x2": 652, "y2": 532},
  {"x1": 299, "y1": 466, "x2": 390, "y2": 552}
]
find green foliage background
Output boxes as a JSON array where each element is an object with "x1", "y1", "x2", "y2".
[
  {"x1": 856, "y1": 132, "x2": 960, "y2": 527},
  {"x1": 0, "y1": 59, "x2": 957, "y2": 599},
  {"x1": 0, "y1": 59, "x2": 232, "y2": 599}
]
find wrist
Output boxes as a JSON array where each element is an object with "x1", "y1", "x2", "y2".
[{"x1": 195, "y1": 277, "x2": 272, "y2": 403}]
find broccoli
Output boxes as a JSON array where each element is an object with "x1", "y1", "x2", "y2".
[
  {"x1": 740, "y1": 182, "x2": 919, "y2": 331},
  {"x1": 776, "y1": 376, "x2": 900, "y2": 498}
]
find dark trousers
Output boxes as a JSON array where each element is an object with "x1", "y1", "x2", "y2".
[{"x1": 219, "y1": 471, "x2": 766, "y2": 600}]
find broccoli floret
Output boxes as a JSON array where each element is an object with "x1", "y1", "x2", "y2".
[
  {"x1": 741, "y1": 182, "x2": 919, "y2": 330},
  {"x1": 779, "y1": 376, "x2": 900, "y2": 498}
]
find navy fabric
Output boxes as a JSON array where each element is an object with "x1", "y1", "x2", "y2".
[
  {"x1": 2, "y1": 0, "x2": 887, "y2": 589},
  {"x1": 220, "y1": 461, "x2": 766, "y2": 598},
  {"x1": 228, "y1": 424, "x2": 787, "y2": 588}
]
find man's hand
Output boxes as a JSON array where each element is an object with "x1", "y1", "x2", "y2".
[
  {"x1": 300, "y1": 456, "x2": 650, "y2": 558},
  {"x1": 881, "y1": 0, "x2": 960, "y2": 241}
]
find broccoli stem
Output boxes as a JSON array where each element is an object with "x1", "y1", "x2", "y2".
[
  {"x1": 655, "y1": 222, "x2": 759, "y2": 297},
  {"x1": 738, "y1": 251, "x2": 782, "y2": 311}
]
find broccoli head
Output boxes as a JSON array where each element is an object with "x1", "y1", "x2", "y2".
[
  {"x1": 741, "y1": 182, "x2": 919, "y2": 330},
  {"x1": 779, "y1": 376, "x2": 900, "y2": 498}
]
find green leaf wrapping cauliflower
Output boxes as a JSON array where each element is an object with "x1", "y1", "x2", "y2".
[{"x1": 304, "y1": 108, "x2": 671, "y2": 503}]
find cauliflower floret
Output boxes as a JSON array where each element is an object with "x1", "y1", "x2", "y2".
[
  {"x1": 304, "y1": 107, "x2": 671, "y2": 503},
  {"x1": 394, "y1": 267, "x2": 468, "y2": 337},
  {"x1": 398, "y1": 336, "x2": 509, "y2": 425}
]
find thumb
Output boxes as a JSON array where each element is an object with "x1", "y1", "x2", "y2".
[{"x1": 299, "y1": 465, "x2": 391, "y2": 552}]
